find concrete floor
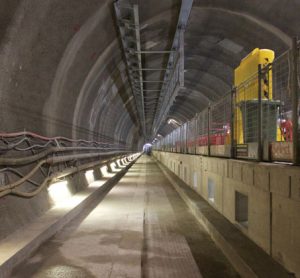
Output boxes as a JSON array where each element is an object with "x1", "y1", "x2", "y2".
[{"x1": 12, "y1": 156, "x2": 238, "y2": 278}]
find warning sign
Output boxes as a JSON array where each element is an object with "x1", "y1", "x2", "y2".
[{"x1": 236, "y1": 144, "x2": 248, "y2": 157}]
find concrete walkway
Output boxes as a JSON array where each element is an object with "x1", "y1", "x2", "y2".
[{"x1": 12, "y1": 156, "x2": 238, "y2": 278}]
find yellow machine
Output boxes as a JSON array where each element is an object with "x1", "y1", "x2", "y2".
[
  {"x1": 235, "y1": 48, "x2": 274, "y2": 100},
  {"x1": 234, "y1": 48, "x2": 282, "y2": 144}
]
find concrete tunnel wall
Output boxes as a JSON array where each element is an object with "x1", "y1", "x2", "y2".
[
  {"x1": 1, "y1": 0, "x2": 300, "y2": 140},
  {"x1": 153, "y1": 150, "x2": 300, "y2": 277},
  {"x1": 0, "y1": 0, "x2": 300, "y2": 273},
  {"x1": 0, "y1": 0, "x2": 185, "y2": 146},
  {"x1": 0, "y1": 155, "x2": 133, "y2": 241}
]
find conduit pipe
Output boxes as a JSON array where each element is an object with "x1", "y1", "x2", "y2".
[
  {"x1": 0, "y1": 147, "x2": 130, "y2": 166},
  {"x1": 0, "y1": 151, "x2": 129, "y2": 194},
  {"x1": 0, "y1": 154, "x2": 132, "y2": 198}
]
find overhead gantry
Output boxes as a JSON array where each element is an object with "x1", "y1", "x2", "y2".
[{"x1": 114, "y1": 0, "x2": 193, "y2": 141}]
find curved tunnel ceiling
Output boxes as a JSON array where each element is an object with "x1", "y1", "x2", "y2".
[{"x1": 0, "y1": 0, "x2": 299, "y2": 147}]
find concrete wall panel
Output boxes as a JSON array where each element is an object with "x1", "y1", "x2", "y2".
[
  {"x1": 254, "y1": 164, "x2": 270, "y2": 192},
  {"x1": 222, "y1": 177, "x2": 236, "y2": 222},
  {"x1": 248, "y1": 186, "x2": 270, "y2": 253},
  {"x1": 272, "y1": 195, "x2": 300, "y2": 276},
  {"x1": 270, "y1": 167, "x2": 291, "y2": 198},
  {"x1": 153, "y1": 151, "x2": 300, "y2": 276},
  {"x1": 291, "y1": 169, "x2": 300, "y2": 202},
  {"x1": 242, "y1": 164, "x2": 254, "y2": 186}
]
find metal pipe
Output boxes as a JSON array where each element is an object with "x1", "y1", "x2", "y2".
[
  {"x1": 143, "y1": 90, "x2": 161, "y2": 92},
  {"x1": 292, "y1": 37, "x2": 299, "y2": 164},
  {"x1": 230, "y1": 87, "x2": 236, "y2": 158},
  {"x1": 0, "y1": 131, "x2": 112, "y2": 145},
  {"x1": 0, "y1": 147, "x2": 130, "y2": 166},
  {"x1": 0, "y1": 153, "x2": 131, "y2": 198},
  {"x1": 9, "y1": 156, "x2": 129, "y2": 198},
  {"x1": 136, "y1": 50, "x2": 176, "y2": 54},
  {"x1": 0, "y1": 168, "x2": 40, "y2": 187},
  {"x1": 131, "y1": 68, "x2": 171, "y2": 71},
  {"x1": 0, "y1": 152, "x2": 128, "y2": 193},
  {"x1": 45, "y1": 151, "x2": 122, "y2": 164},
  {"x1": 207, "y1": 106, "x2": 211, "y2": 157},
  {"x1": 134, "y1": 81, "x2": 166, "y2": 83},
  {"x1": 257, "y1": 64, "x2": 263, "y2": 161},
  {"x1": 0, "y1": 161, "x2": 44, "y2": 192}
]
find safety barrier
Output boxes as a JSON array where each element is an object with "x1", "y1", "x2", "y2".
[{"x1": 154, "y1": 38, "x2": 300, "y2": 164}]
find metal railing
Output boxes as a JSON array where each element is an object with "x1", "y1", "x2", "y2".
[{"x1": 154, "y1": 38, "x2": 300, "y2": 164}]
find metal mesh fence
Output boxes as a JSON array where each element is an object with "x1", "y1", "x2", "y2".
[
  {"x1": 154, "y1": 43, "x2": 300, "y2": 163},
  {"x1": 195, "y1": 109, "x2": 209, "y2": 155},
  {"x1": 263, "y1": 50, "x2": 294, "y2": 161},
  {"x1": 210, "y1": 93, "x2": 231, "y2": 157},
  {"x1": 187, "y1": 118, "x2": 196, "y2": 154},
  {"x1": 174, "y1": 128, "x2": 180, "y2": 153},
  {"x1": 270, "y1": 50, "x2": 293, "y2": 141},
  {"x1": 234, "y1": 73, "x2": 260, "y2": 159},
  {"x1": 181, "y1": 123, "x2": 187, "y2": 152}
]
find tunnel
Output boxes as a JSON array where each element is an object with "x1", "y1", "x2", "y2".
[{"x1": 0, "y1": 0, "x2": 300, "y2": 277}]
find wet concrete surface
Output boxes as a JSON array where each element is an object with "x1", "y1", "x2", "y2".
[{"x1": 12, "y1": 156, "x2": 238, "y2": 278}]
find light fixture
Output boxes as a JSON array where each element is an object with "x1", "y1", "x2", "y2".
[
  {"x1": 110, "y1": 162, "x2": 120, "y2": 172},
  {"x1": 48, "y1": 181, "x2": 71, "y2": 204},
  {"x1": 167, "y1": 118, "x2": 181, "y2": 126},
  {"x1": 100, "y1": 165, "x2": 114, "y2": 177},
  {"x1": 85, "y1": 170, "x2": 95, "y2": 184}
]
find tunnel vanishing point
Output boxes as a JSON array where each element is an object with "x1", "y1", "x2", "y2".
[{"x1": 0, "y1": 0, "x2": 300, "y2": 277}]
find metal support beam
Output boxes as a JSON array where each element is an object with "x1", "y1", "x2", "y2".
[
  {"x1": 131, "y1": 68, "x2": 172, "y2": 71},
  {"x1": 151, "y1": 0, "x2": 194, "y2": 137},
  {"x1": 133, "y1": 4, "x2": 145, "y2": 133},
  {"x1": 117, "y1": 5, "x2": 134, "y2": 10},
  {"x1": 207, "y1": 106, "x2": 211, "y2": 157},
  {"x1": 179, "y1": 29, "x2": 185, "y2": 86},
  {"x1": 134, "y1": 80, "x2": 166, "y2": 83},
  {"x1": 136, "y1": 50, "x2": 176, "y2": 54},
  {"x1": 230, "y1": 87, "x2": 236, "y2": 159},
  {"x1": 257, "y1": 64, "x2": 263, "y2": 162},
  {"x1": 143, "y1": 90, "x2": 161, "y2": 92},
  {"x1": 292, "y1": 37, "x2": 300, "y2": 164},
  {"x1": 114, "y1": 1, "x2": 146, "y2": 137}
]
